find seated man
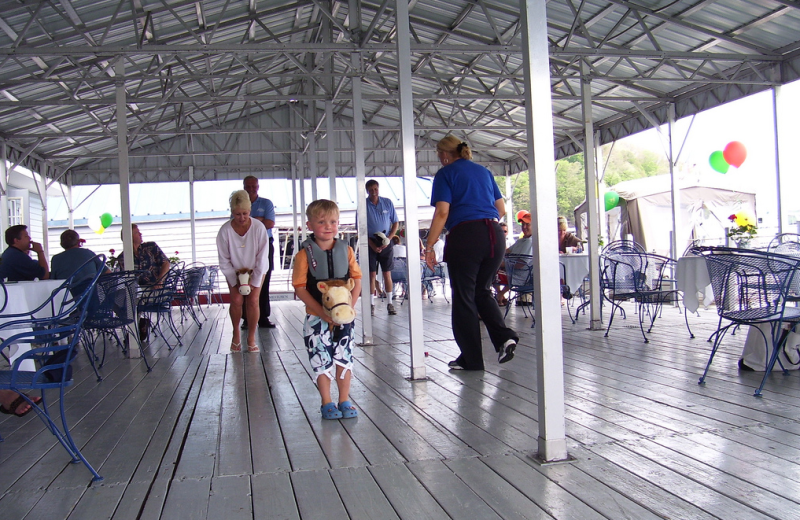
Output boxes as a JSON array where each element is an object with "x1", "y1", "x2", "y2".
[
  {"x1": 0, "y1": 224, "x2": 49, "y2": 281},
  {"x1": 117, "y1": 224, "x2": 170, "y2": 287},
  {"x1": 494, "y1": 211, "x2": 533, "y2": 305},
  {"x1": 51, "y1": 230, "x2": 109, "y2": 290}
]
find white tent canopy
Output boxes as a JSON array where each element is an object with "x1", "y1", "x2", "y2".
[{"x1": 576, "y1": 174, "x2": 757, "y2": 257}]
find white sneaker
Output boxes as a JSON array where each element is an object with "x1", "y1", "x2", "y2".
[{"x1": 498, "y1": 339, "x2": 516, "y2": 363}]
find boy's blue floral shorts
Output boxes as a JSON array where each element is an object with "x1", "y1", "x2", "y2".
[{"x1": 303, "y1": 315, "x2": 355, "y2": 381}]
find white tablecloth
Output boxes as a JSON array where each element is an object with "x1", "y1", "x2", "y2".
[
  {"x1": 676, "y1": 256, "x2": 713, "y2": 313},
  {"x1": 1, "y1": 279, "x2": 66, "y2": 371},
  {"x1": 560, "y1": 254, "x2": 590, "y2": 292}
]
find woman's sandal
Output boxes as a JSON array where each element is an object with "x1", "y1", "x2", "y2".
[
  {"x1": 230, "y1": 341, "x2": 241, "y2": 353},
  {"x1": 0, "y1": 394, "x2": 42, "y2": 417},
  {"x1": 338, "y1": 400, "x2": 358, "y2": 419},
  {"x1": 247, "y1": 343, "x2": 260, "y2": 353},
  {"x1": 321, "y1": 402, "x2": 342, "y2": 420}
]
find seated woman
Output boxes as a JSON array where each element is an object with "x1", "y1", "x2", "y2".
[
  {"x1": 217, "y1": 190, "x2": 269, "y2": 353},
  {"x1": 558, "y1": 216, "x2": 584, "y2": 253}
]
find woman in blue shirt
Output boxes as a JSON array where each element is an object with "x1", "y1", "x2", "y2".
[{"x1": 425, "y1": 135, "x2": 519, "y2": 370}]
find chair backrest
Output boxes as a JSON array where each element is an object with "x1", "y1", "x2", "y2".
[
  {"x1": 84, "y1": 271, "x2": 140, "y2": 328},
  {"x1": 199, "y1": 265, "x2": 220, "y2": 290},
  {"x1": 391, "y1": 257, "x2": 408, "y2": 284},
  {"x1": 0, "y1": 280, "x2": 6, "y2": 314},
  {"x1": 693, "y1": 246, "x2": 800, "y2": 319},
  {"x1": 139, "y1": 268, "x2": 181, "y2": 308},
  {"x1": 603, "y1": 240, "x2": 646, "y2": 254},
  {"x1": 767, "y1": 233, "x2": 800, "y2": 253},
  {"x1": 505, "y1": 253, "x2": 534, "y2": 293},
  {"x1": 181, "y1": 267, "x2": 206, "y2": 298}
]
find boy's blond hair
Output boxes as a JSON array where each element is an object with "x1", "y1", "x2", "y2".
[{"x1": 306, "y1": 199, "x2": 340, "y2": 221}]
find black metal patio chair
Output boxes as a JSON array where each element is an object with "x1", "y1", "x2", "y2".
[
  {"x1": 692, "y1": 246, "x2": 800, "y2": 396},
  {"x1": 503, "y1": 253, "x2": 535, "y2": 327},
  {"x1": 138, "y1": 268, "x2": 183, "y2": 349},
  {"x1": 82, "y1": 271, "x2": 151, "y2": 380}
]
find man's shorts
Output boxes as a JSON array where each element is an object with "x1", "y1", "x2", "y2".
[
  {"x1": 368, "y1": 243, "x2": 394, "y2": 273},
  {"x1": 303, "y1": 315, "x2": 355, "y2": 381}
]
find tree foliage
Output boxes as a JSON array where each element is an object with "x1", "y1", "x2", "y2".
[{"x1": 494, "y1": 143, "x2": 667, "y2": 226}]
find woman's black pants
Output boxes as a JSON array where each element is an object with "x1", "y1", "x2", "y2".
[{"x1": 445, "y1": 220, "x2": 518, "y2": 370}]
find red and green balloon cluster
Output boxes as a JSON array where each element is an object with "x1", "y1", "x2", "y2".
[
  {"x1": 709, "y1": 141, "x2": 747, "y2": 174},
  {"x1": 87, "y1": 212, "x2": 114, "y2": 235}
]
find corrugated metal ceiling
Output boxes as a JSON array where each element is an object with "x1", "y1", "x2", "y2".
[{"x1": 0, "y1": 0, "x2": 796, "y2": 185}]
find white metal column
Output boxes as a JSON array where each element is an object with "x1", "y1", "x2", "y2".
[
  {"x1": 189, "y1": 165, "x2": 197, "y2": 264},
  {"x1": 0, "y1": 143, "x2": 7, "y2": 239},
  {"x1": 327, "y1": 101, "x2": 337, "y2": 201},
  {"x1": 580, "y1": 61, "x2": 602, "y2": 331},
  {"x1": 39, "y1": 163, "x2": 49, "y2": 259},
  {"x1": 773, "y1": 87, "x2": 787, "y2": 234},
  {"x1": 116, "y1": 56, "x2": 139, "y2": 358},
  {"x1": 521, "y1": 0, "x2": 569, "y2": 463},
  {"x1": 351, "y1": 0, "x2": 372, "y2": 345},
  {"x1": 396, "y1": 0, "x2": 426, "y2": 380},
  {"x1": 668, "y1": 105, "x2": 680, "y2": 260}
]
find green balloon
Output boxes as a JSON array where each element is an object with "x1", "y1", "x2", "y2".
[
  {"x1": 709, "y1": 150, "x2": 729, "y2": 174},
  {"x1": 604, "y1": 191, "x2": 620, "y2": 211},
  {"x1": 100, "y1": 212, "x2": 114, "y2": 228}
]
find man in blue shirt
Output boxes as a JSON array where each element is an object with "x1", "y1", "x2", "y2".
[
  {"x1": 0, "y1": 224, "x2": 49, "y2": 281},
  {"x1": 365, "y1": 179, "x2": 399, "y2": 315},
  {"x1": 51, "y1": 229, "x2": 108, "y2": 286},
  {"x1": 243, "y1": 175, "x2": 277, "y2": 328}
]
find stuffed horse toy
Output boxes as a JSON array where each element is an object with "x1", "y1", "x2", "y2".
[
  {"x1": 236, "y1": 268, "x2": 254, "y2": 296},
  {"x1": 317, "y1": 279, "x2": 356, "y2": 325},
  {"x1": 370, "y1": 232, "x2": 390, "y2": 247}
]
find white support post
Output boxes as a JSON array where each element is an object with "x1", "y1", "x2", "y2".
[
  {"x1": 505, "y1": 165, "x2": 513, "y2": 230},
  {"x1": 309, "y1": 130, "x2": 318, "y2": 201},
  {"x1": 773, "y1": 87, "x2": 787, "y2": 235},
  {"x1": 580, "y1": 60, "x2": 602, "y2": 331},
  {"x1": 350, "y1": 0, "x2": 372, "y2": 345},
  {"x1": 327, "y1": 101, "x2": 337, "y2": 200},
  {"x1": 396, "y1": 0, "x2": 426, "y2": 380},
  {"x1": 39, "y1": 163, "x2": 49, "y2": 259},
  {"x1": 189, "y1": 165, "x2": 197, "y2": 264},
  {"x1": 668, "y1": 105, "x2": 680, "y2": 260},
  {"x1": 0, "y1": 143, "x2": 7, "y2": 239},
  {"x1": 116, "y1": 56, "x2": 139, "y2": 358},
  {"x1": 521, "y1": 0, "x2": 569, "y2": 464}
]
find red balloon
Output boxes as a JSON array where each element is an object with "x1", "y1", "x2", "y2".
[{"x1": 723, "y1": 141, "x2": 747, "y2": 168}]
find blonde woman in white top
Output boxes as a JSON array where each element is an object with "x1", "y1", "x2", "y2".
[{"x1": 217, "y1": 190, "x2": 269, "y2": 352}]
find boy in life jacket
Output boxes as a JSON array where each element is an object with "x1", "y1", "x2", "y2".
[{"x1": 292, "y1": 199, "x2": 363, "y2": 420}]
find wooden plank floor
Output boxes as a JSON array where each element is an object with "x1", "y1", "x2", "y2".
[{"x1": 2, "y1": 296, "x2": 800, "y2": 519}]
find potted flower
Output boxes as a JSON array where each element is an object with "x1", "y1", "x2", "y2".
[
  {"x1": 726, "y1": 212, "x2": 757, "y2": 248},
  {"x1": 168, "y1": 251, "x2": 181, "y2": 265},
  {"x1": 107, "y1": 248, "x2": 118, "y2": 270}
]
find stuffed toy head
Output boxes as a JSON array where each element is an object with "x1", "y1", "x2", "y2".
[
  {"x1": 236, "y1": 268, "x2": 254, "y2": 295},
  {"x1": 317, "y1": 278, "x2": 356, "y2": 325},
  {"x1": 371, "y1": 232, "x2": 390, "y2": 247}
]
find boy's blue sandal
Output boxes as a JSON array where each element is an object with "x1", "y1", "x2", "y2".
[
  {"x1": 338, "y1": 401, "x2": 358, "y2": 419},
  {"x1": 321, "y1": 402, "x2": 342, "y2": 420}
]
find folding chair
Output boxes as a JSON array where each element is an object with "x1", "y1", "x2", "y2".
[
  {"x1": 693, "y1": 246, "x2": 800, "y2": 396},
  {"x1": 0, "y1": 254, "x2": 105, "y2": 481}
]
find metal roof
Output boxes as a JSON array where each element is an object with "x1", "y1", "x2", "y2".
[{"x1": 0, "y1": 0, "x2": 797, "y2": 185}]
